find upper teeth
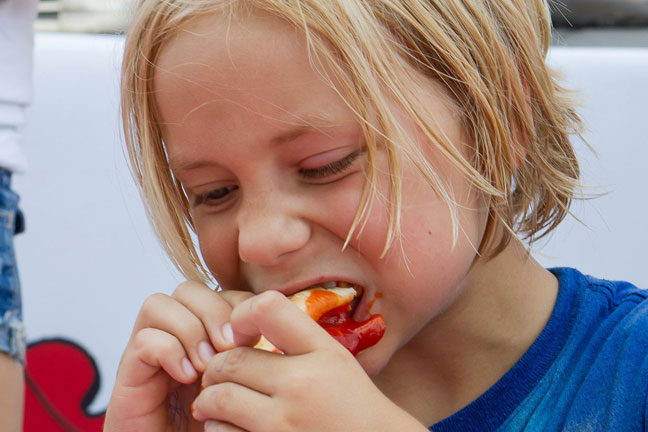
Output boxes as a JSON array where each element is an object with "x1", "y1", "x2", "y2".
[
  {"x1": 311, "y1": 281, "x2": 354, "y2": 290},
  {"x1": 303, "y1": 281, "x2": 363, "y2": 299}
]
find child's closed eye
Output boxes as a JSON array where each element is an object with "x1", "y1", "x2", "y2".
[
  {"x1": 299, "y1": 148, "x2": 364, "y2": 181},
  {"x1": 193, "y1": 185, "x2": 239, "y2": 207}
]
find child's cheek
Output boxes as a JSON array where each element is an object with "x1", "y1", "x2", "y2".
[{"x1": 196, "y1": 219, "x2": 241, "y2": 289}]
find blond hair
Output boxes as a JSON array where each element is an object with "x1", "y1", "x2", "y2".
[{"x1": 121, "y1": 0, "x2": 582, "y2": 283}]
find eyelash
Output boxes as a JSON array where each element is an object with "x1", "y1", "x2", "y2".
[
  {"x1": 193, "y1": 185, "x2": 239, "y2": 207},
  {"x1": 299, "y1": 149, "x2": 362, "y2": 179}
]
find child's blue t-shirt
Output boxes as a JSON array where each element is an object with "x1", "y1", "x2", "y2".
[{"x1": 430, "y1": 267, "x2": 648, "y2": 431}]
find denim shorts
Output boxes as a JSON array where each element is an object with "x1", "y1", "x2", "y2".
[{"x1": 0, "y1": 169, "x2": 25, "y2": 362}]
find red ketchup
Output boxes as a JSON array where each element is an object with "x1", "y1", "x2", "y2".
[{"x1": 317, "y1": 304, "x2": 385, "y2": 356}]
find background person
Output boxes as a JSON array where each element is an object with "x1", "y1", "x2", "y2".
[{"x1": 0, "y1": 0, "x2": 38, "y2": 430}]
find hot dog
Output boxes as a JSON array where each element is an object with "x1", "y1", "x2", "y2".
[{"x1": 254, "y1": 286, "x2": 385, "y2": 356}]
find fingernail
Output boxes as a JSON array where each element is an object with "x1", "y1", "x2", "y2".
[
  {"x1": 182, "y1": 357, "x2": 197, "y2": 378},
  {"x1": 204, "y1": 420, "x2": 220, "y2": 431},
  {"x1": 221, "y1": 322, "x2": 234, "y2": 346},
  {"x1": 198, "y1": 341, "x2": 216, "y2": 364}
]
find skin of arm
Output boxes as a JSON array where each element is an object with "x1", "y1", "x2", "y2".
[{"x1": 0, "y1": 353, "x2": 24, "y2": 431}]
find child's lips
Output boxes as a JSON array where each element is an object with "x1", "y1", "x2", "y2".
[
  {"x1": 350, "y1": 289, "x2": 370, "y2": 322},
  {"x1": 351, "y1": 287, "x2": 384, "y2": 323}
]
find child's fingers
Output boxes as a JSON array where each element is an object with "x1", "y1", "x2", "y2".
[
  {"x1": 192, "y1": 382, "x2": 272, "y2": 431},
  {"x1": 219, "y1": 289, "x2": 256, "y2": 309},
  {"x1": 121, "y1": 327, "x2": 198, "y2": 388},
  {"x1": 171, "y1": 281, "x2": 257, "y2": 352},
  {"x1": 230, "y1": 290, "x2": 335, "y2": 355},
  {"x1": 201, "y1": 347, "x2": 279, "y2": 395},
  {"x1": 132, "y1": 291, "x2": 215, "y2": 372},
  {"x1": 106, "y1": 328, "x2": 200, "y2": 431}
]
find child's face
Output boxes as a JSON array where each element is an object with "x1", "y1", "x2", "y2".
[{"x1": 155, "y1": 12, "x2": 487, "y2": 375}]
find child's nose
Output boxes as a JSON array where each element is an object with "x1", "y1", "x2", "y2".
[{"x1": 237, "y1": 196, "x2": 310, "y2": 266}]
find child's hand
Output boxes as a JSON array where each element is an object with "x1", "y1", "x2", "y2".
[
  {"x1": 191, "y1": 291, "x2": 428, "y2": 432},
  {"x1": 103, "y1": 281, "x2": 254, "y2": 432}
]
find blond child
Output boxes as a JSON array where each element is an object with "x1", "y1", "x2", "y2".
[{"x1": 105, "y1": 1, "x2": 647, "y2": 431}]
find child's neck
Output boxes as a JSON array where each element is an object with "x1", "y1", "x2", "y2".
[{"x1": 374, "y1": 240, "x2": 559, "y2": 426}]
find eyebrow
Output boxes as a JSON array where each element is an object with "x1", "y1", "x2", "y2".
[
  {"x1": 172, "y1": 116, "x2": 352, "y2": 173},
  {"x1": 270, "y1": 125, "x2": 330, "y2": 148},
  {"x1": 270, "y1": 114, "x2": 344, "y2": 145},
  {"x1": 171, "y1": 159, "x2": 219, "y2": 174}
]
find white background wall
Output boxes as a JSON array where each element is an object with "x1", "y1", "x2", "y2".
[
  {"x1": 539, "y1": 48, "x2": 648, "y2": 280},
  {"x1": 14, "y1": 32, "x2": 648, "y2": 413},
  {"x1": 16, "y1": 33, "x2": 184, "y2": 413}
]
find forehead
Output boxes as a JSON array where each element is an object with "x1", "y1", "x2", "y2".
[
  {"x1": 153, "y1": 11, "x2": 357, "y2": 160},
  {"x1": 155, "y1": 11, "x2": 306, "y2": 89}
]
